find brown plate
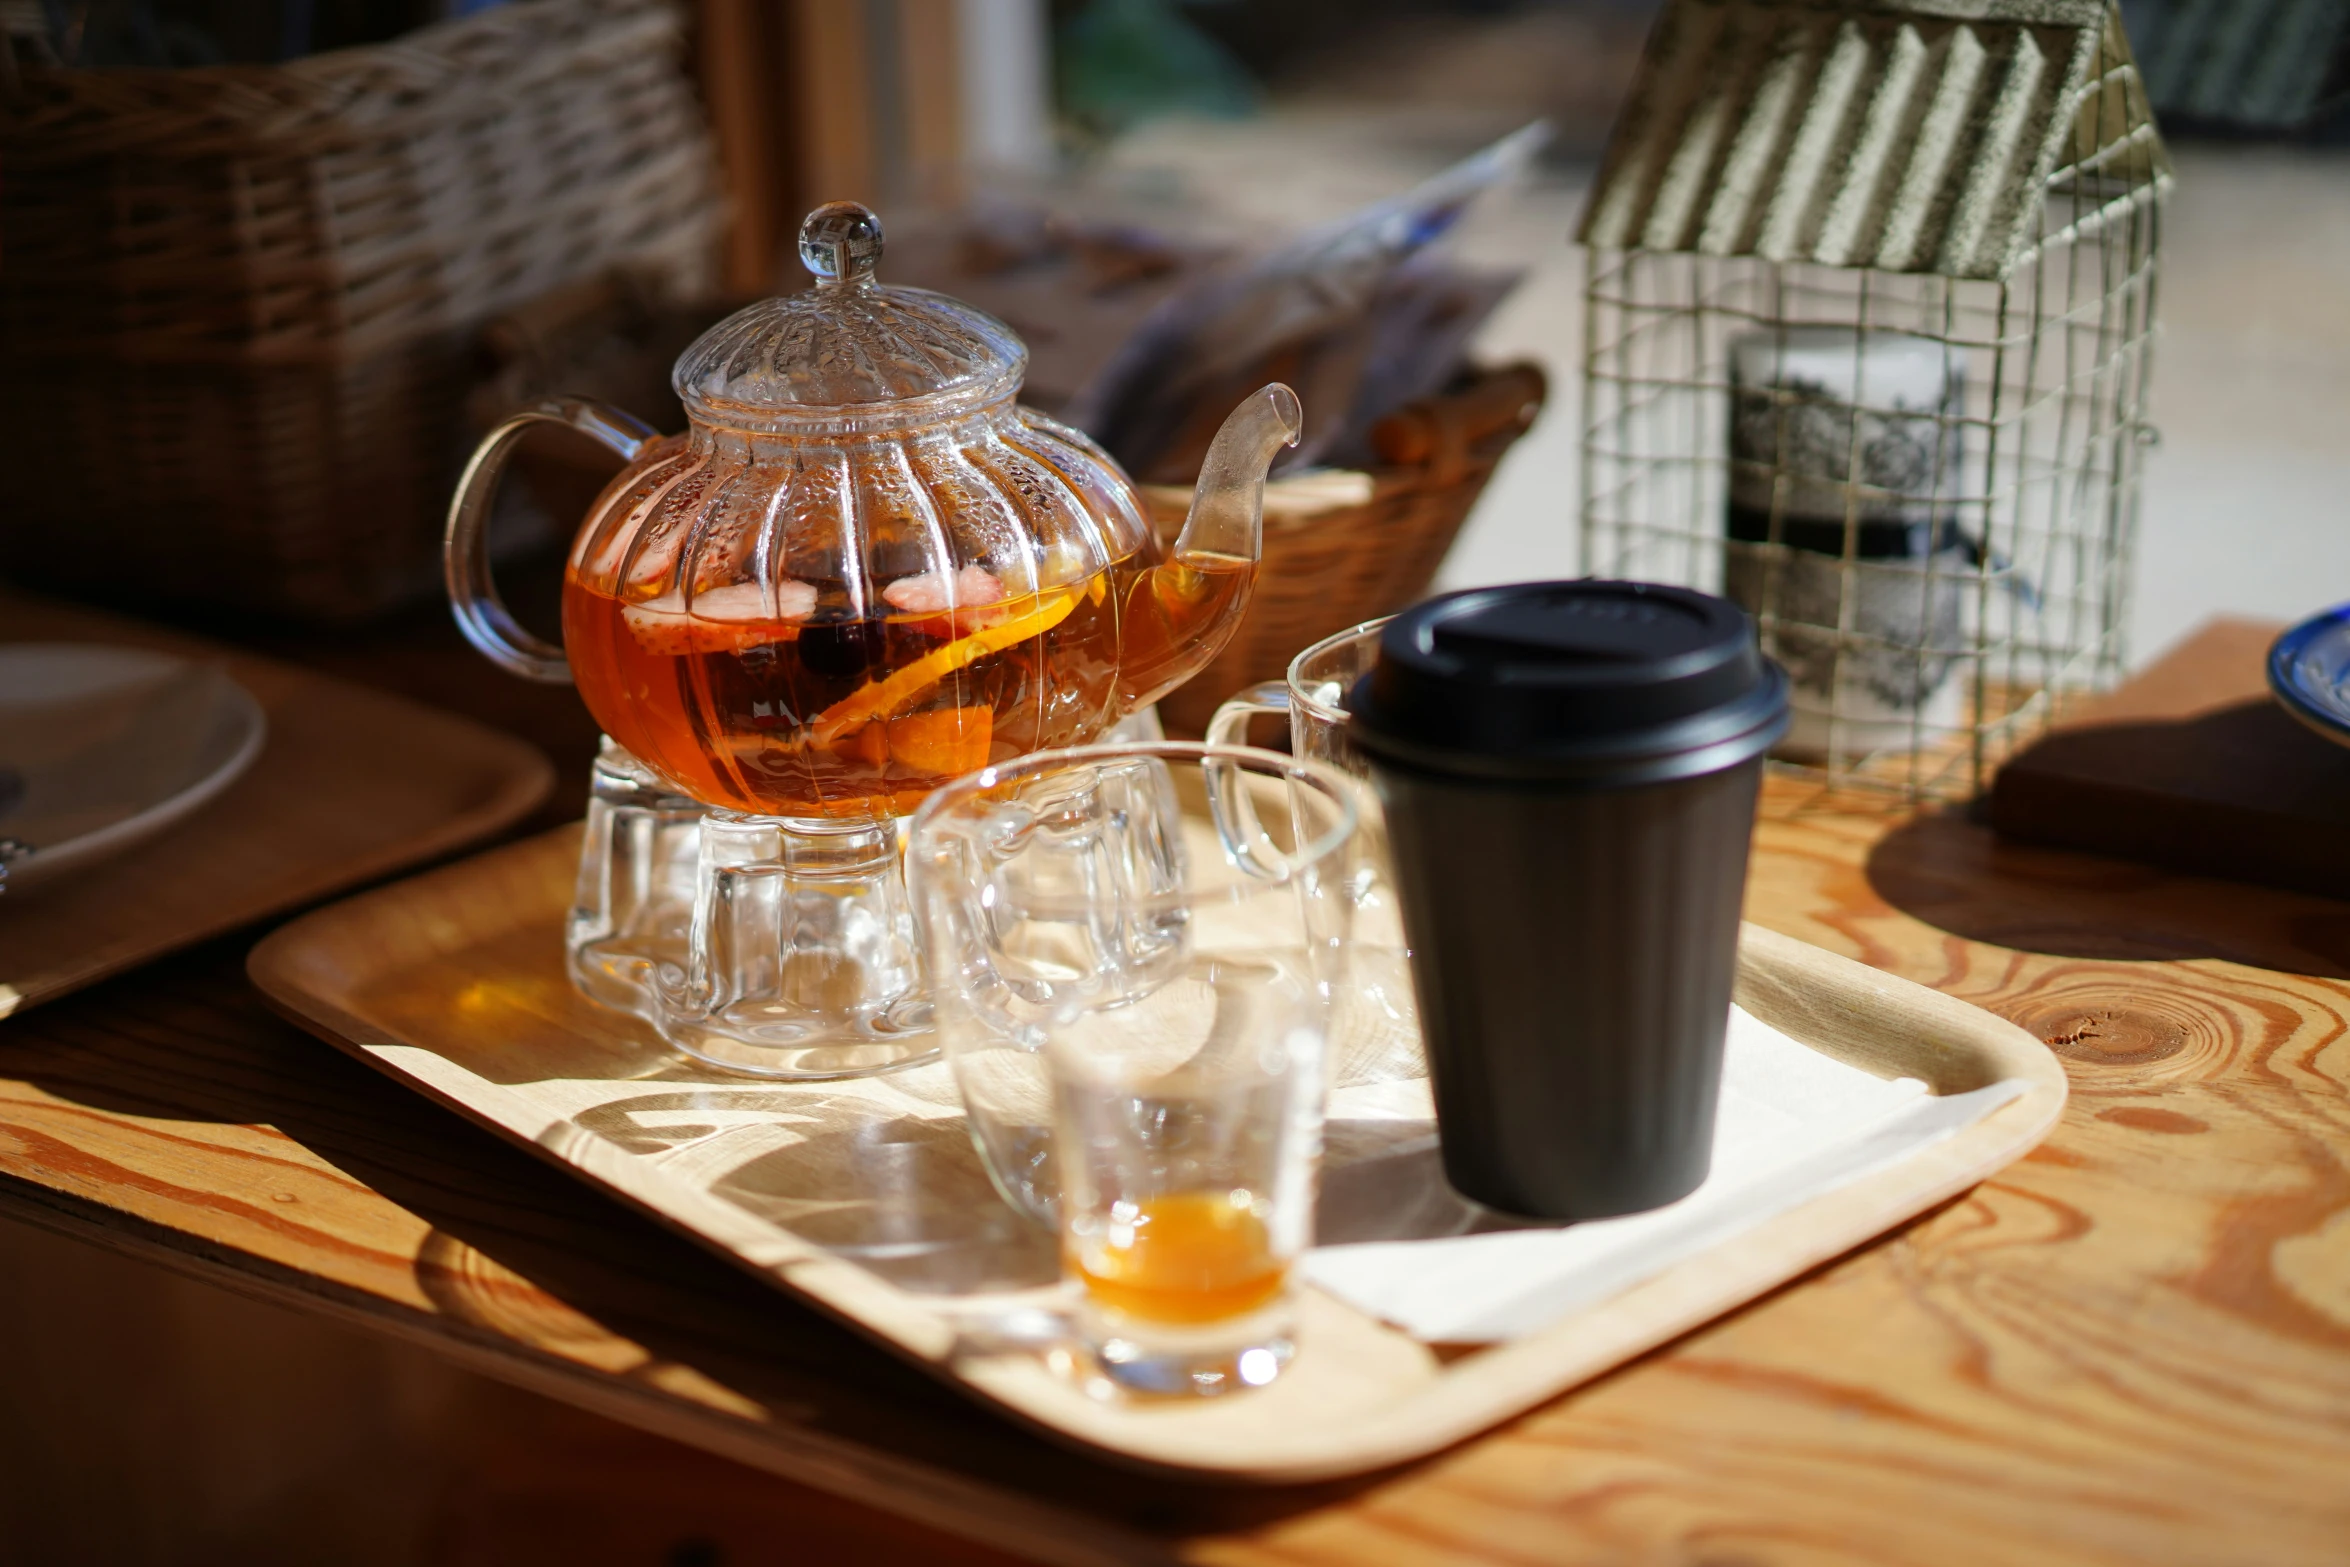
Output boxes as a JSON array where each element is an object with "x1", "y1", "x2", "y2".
[
  {"x1": 0, "y1": 589, "x2": 553, "y2": 1017},
  {"x1": 248, "y1": 823, "x2": 2064, "y2": 1481}
]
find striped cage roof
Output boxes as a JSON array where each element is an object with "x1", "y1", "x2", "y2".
[{"x1": 1578, "y1": 0, "x2": 2169, "y2": 280}]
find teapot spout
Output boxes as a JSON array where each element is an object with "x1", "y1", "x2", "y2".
[
  {"x1": 1171, "y1": 383, "x2": 1303, "y2": 567},
  {"x1": 1112, "y1": 384, "x2": 1301, "y2": 715}
]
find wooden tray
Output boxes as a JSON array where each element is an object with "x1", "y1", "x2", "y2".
[
  {"x1": 248, "y1": 825, "x2": 2064, "y2": 1482},
  {"x1": 0, "y1": 589, "x2": 553, "y2": 1016}
]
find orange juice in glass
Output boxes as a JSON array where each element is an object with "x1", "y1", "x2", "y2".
[{"x1": 1071, "y1": 1189, "x2": 1289, "y2": 1325}]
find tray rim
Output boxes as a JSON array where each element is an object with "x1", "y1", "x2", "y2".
[{"x1": 247, "y1": 824, "x2": 2066, "y2": 1483}]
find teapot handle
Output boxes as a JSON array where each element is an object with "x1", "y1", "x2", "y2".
[{"x1": 443, "y1": 397, "x2": 658, "y2": 684}]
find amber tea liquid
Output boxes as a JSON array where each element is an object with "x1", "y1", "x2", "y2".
[{"x1": 563, "y1": 553, "x2": 1250, "y2": 817}]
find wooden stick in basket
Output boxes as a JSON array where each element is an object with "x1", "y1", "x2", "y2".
[{"x1": 1370, "y1": 364, "x2": 1548, "y2": 480}]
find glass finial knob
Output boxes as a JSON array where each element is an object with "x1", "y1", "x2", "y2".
[{"x1": 799, "y1": 201, "x2": 883, "y2": 286}]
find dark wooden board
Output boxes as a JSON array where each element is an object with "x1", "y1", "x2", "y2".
[{"x1": 1990, "y1": 617, "x2": 2350, "y2": 899}]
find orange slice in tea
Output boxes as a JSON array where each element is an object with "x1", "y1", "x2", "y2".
[
  {"x1": 621, "y1": 581, "x2": 816, "y2": 656},
  {"x1": 884, "y1": 706, "x2": 994, "y2": 776},
  {"x1": 805, "y1": 587, "x2": 1078, "y2": 749}
]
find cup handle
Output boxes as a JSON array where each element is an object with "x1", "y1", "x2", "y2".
[
  {"x1": 1203, "y1": 682, "x2": 1292, "y2": 751},
  {"x1": 1203, "y1": 683, "x2": 1295, "y2": 875},
  {"x1": 443, "y1": 397, "x2": 659, "y2": 684}
]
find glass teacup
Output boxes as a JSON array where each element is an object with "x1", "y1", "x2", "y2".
[
  {"x1": 1206, "y1": 618, "x2": 1422, "y2": 1090},
  {"x1": 1203, "y1": 616, "x2": 1388, "y2": 776}
]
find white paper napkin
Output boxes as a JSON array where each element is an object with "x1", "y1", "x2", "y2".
[{"x1": 1303, "y1": 1006, "x2": 2025, "y2": 1344}]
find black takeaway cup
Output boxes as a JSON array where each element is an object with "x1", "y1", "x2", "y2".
[{"x1": 1344, "y1": 581, "x2": 1790, "y2": 1220}]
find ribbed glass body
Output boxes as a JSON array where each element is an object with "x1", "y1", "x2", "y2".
[
  {"x1": 550, "y1": 200, "x2": 1258, "y2": 818},
  {"x1": 559, "y1": 397, "x2": 1249, "y2": 817}
]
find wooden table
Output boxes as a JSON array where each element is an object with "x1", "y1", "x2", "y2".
[{"x1": 4, "y1": 592, "x2": 2348, "y2": 1564}]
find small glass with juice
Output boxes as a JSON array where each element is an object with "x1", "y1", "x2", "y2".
[
  {"x1": 907, "y1": 741, "x2": 1360, "y2": 1396},
  {"x1": 1055, "y1": 1037, "x2": 1321, "y2": 1396}
]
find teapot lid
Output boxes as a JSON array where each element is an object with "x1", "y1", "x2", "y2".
[{"x1": 671, "y1": 202, "x2": 1027, "y2": 429}]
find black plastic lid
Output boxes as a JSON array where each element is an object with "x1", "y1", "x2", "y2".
[{"x1": 1344, "y1": 581, "x2": 1790, "y2": 784}]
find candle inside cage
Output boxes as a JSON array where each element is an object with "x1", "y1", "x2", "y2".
[{"x1": 1726, "y1": 328, "x2": 1970, "y2": 761}]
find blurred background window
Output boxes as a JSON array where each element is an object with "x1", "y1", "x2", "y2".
[
  {"x1": 1053, "y1": 0, "x2": 1258, "y2": 145},
  {"x1": 2120, "y1": 0, "x2": 2350, "y2": 144}
]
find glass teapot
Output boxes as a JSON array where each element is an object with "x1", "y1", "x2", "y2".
[
  {"x1": 447, "y1": 201, "x2": 1299, "y2": 820},
  {"x1": 443, "y1": 201, "x2": 1298, "y2": 1079}
]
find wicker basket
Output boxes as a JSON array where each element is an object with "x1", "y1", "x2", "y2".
[
  {"x1": 0, "y1": 0, "x2": 722, "y2": 621},
  {"x1": 1145, "y1": 363, "x2": 1547, "y2": 735}
]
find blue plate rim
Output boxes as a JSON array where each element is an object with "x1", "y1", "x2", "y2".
[{"x1": 2268, "y1": 601, "x2": 2350, "y2": 748}]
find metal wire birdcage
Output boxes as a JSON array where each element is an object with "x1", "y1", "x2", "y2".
[{"x1": 1578, "y1": 0, "x2": 2170, "y2": 799}]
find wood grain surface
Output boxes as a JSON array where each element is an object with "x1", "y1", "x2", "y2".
[
  {"x1": 4, "y1": 760, "x2": 2347, "y2": 1562},
  {"x1": 244, "y1": 823, "x2": 2061, "y2": 1481},
  {"x1": 0, "y1": 590, "x2": 553, "y2": 1015}
]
